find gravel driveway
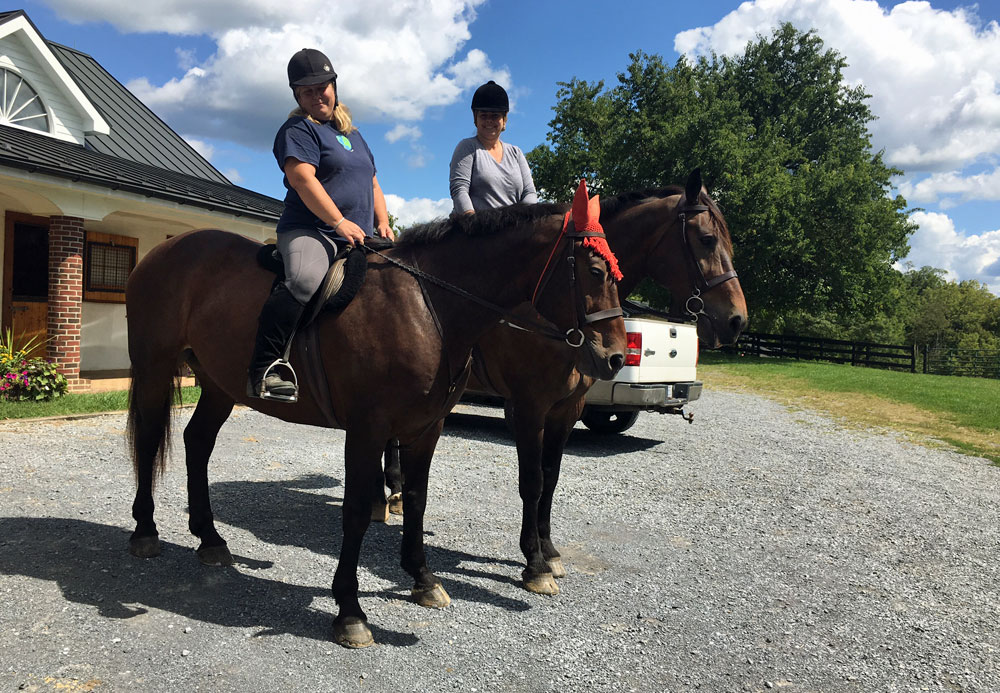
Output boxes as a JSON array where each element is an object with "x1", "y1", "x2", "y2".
[{"x1": 0, "y1": 390, "x2": 998, "y2": 692}]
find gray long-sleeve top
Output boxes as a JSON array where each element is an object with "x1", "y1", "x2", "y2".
[{"x1": 449, "y1": 137, "x2": 538, "y2": 213}]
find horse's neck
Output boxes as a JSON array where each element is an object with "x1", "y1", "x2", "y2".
[
  {"x1": 407, "y1": 229, "x2": 545, "y2": 342},
  {"x1": 604, "y1": 195, "x2": 681, "y2": 297}
]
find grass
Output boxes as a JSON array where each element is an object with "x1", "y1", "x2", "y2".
[
  {"x1": 699, "y1": 352, "x2": 1000, "y2": 465},
  {"x1": 0, "y1": 386, "x2": 202, "y2": 421}
]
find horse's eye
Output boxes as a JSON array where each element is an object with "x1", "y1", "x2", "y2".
[
  {"x1": 699, "y1": 234, "x2": 718, "y2": 250},
  {"x1": 590, "y1": 265, "x2": 606, "y2": 279}
]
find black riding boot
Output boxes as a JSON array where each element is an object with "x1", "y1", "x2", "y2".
[{"x1": 247, "y1": 282, "x2": 306, "y2": 402}]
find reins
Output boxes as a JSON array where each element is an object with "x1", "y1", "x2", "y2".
[{"x1": 361, "y1": 229, "x2": 618, "y2": 347}]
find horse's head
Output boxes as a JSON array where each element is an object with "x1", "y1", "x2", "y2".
[
  {"x1": 530, "y1": 182, "x2": 627, "y2": 380},
  {"x1": 630, "y1": 170, "x2": 748, "y2": 348}
]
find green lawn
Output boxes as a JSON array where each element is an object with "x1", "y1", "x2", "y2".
[
  {"x1": 0, "y1": 387, "x2": 202, "y2": 421},
  {"x1": 699, "y1": 352, "x2": 1000, "y2": 464}
]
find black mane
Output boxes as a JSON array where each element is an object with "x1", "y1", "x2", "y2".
[{"x1": 397, "y1": 202, "x2": 566, "y2": 247}]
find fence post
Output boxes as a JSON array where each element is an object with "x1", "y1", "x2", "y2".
[
  {"x1": 910, "y1": 344, "x2": 916, "y2": 373},
  {"x1": 922, "y1": 345, "x2": 928, "y2": 374}
]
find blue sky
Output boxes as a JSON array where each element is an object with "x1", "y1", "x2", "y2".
[{"x1": 14, "y1": 0, "x2": 1000, "y2": 293}]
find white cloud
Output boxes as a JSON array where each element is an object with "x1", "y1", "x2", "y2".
[
  {"x1": 222, "y1": 168, "x2": 243, "y2": 184},
  {"x1": 899, "y1": 167, "x2": 1000, "y2": 205},
  {"x1": 183, "y1": 136, "x2": 214, "y2": 161},
  {"x1": 47, "y1": 0, "x2": 502, "y2": 148},
  {"x1": 675, "y1": 0, "x2": 1000, "y2": 174},
  {"x1": 901, "y1": 211, "x2": 1000, "y2": 293},
  {"x1": 385, "y1": 124, "x2": 421, "y2": 143},
  {"x1": 384, "y1": 194, "x2": 452, "y2": 228}
]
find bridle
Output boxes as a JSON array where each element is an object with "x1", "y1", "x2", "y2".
[
  {"x1": 363, "y1": 219, "x2": 622, "y2": 348},
  {"x1": 673, "y1": 199, "x2": 739, "y2": 320},
  {"x1": 527, "y1": 212, "x2": 624, "y2": 347}
]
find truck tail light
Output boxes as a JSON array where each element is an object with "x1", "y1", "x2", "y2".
[{"x1": 625, "y1": 331, "x2": 642, "y2": 366}]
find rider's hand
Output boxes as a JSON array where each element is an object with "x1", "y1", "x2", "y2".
[
  {"x1": 375, "y1": 221, "x2": 395, "y2": 240},
  {"x1": 335, "y1": 218, "x2": 368, "y2": 246}
]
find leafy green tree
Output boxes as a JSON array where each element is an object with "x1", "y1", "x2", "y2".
[{"x1": 528, "y1": 24, "x2": 914, "y2": 331}]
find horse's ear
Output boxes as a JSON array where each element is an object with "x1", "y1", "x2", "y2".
[
  {"x1": 572, "y1": 179, "x2": 591, "y2": 222},
  {"x1": 685, "y1": 168, "x2": 703, "y2": 204}
]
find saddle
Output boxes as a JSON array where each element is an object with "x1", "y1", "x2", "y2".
[
  {"x1": 256, "y1": 240, "x2": 389, "y2": 326},
  {"x1": 253, "y1": 237, "x2": 394, "y2": 421}
]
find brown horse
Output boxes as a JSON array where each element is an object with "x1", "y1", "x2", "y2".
[
  {"x1": 124, "y1": 206, "x2": 627, "y2": 648},
  {"x1": 384, "y1": 169, "x2": 747, "y2": 596}
]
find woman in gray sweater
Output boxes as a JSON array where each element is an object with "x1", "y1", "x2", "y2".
[{"x1": 449, "y1": 81, "x2": 538, "y2": 214}]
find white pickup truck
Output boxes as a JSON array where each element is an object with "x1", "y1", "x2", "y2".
[{"x1": 578, "y1": 301, "x2": 702, "y2": 434}]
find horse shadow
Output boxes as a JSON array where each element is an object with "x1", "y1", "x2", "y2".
[
  {"x1": 442, "y1": 410, "x2": 663, "y2": 455},
  {"x1": 0, "y1": 516, "x2": 405, "y2": 643},
  {"x1": 208, "y1": 474, "x2": 531, "y2": 613}
]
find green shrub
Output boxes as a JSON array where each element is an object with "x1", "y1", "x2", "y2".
[{"x1": 0, "y1": 329, "x2": 68, "y2": 402}]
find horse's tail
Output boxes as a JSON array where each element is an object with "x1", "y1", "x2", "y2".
[{"x1": 125, "y1": 364, "x2": 176, "y2": 486}]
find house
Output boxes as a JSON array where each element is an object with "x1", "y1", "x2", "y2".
[{"x1": 0, "y1": 9, "x2": 282, "y2": 391}]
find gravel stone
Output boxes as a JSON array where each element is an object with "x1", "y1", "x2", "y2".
[{"x1": 0, "y1": 391, "x2": 997, "y2": 692}]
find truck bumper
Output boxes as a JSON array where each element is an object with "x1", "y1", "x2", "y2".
[{"x1": 585, "y1": 380, "x2": 702, "y2": 412}]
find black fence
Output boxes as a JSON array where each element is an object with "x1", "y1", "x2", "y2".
[
  {"x1": 923, "y1": 347, "x2": 1000, "y2": 379},
  {"x1": 727, "y1": 332, "x2": 917, "y2": 372},
  {"x1": 725, "y1": 332, "x2": 1000, "y2": 379}
]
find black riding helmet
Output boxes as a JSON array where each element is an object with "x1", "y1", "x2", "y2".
[
  {"x1": 288, "y1": 48, "x2": 338, "y2": 107},
  {"x1": 471, "y1": 80, "x2": 508, "y2": 113}
]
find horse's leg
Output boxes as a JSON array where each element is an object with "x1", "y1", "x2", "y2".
[
  {"x1": 384, "y1": 438, "x2": 404, "y2": 515},
  {"x1": 371, "y1": 438, "x2": 402, "y2": 523},
  {"x1": 509, "y1": 400, "x2": 560, "y2": 596},
  {"x1": 399, "y1": 421, "x2": 450, "y2": 609},
  {"x1": 184, "y1": 376, "x2": 235, "y2": 566},
  {"x1": 128, "y1": 360, "x2": 179, "y2": 559},
  {"x1": 331, "y1": 429, "x2": 386, "y2": 648},
  {"x1": 538, "y1": 399, "x2": 582, "y2": 579}
]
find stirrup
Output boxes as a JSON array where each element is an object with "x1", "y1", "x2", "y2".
[{"x1": 259, "y1": 358, "x2": 299, "y2": 403}]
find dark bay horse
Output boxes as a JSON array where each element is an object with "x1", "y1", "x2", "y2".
[
  {"x1": 383, "y1": 169, "x2": 747, "y2": 596},
  {"x1": 124, "y1": 206, "x2": 627, "y2": 647}
]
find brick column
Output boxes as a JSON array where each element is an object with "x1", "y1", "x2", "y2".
[{"x1": 48, "y1": 216, "x2": 87, "y2": 391}]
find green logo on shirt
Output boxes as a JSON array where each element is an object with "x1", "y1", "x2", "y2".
[{"x1": 336, "y1": 135, "x2": 353, "y2": 151}]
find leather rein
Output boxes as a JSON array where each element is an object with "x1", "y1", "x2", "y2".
[{"x1": 362, "y1": 224, "x2": 622, "y2": 348}]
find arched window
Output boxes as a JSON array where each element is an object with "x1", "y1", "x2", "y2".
[{"x1": 1, "y1": 68, "x2": 50, "y2": 133}]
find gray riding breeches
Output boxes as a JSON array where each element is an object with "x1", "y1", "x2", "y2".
[{"x1": 276, "y1": 227, "x2": 344, "y2": 305}]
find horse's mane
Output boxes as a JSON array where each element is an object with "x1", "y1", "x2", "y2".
[
  {"x1": 397, "y1": 184, "x2": 731, "y2": 254},
  {"x1": 600, "y1": 185, "x2": 733, "y2": 255},
  {"x1": 397, "y1": 203, "x2": 566, "y2": 247}
]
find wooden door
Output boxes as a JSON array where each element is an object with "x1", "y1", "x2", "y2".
[{"x1": 2, "y1": 214, "x2": 49, "y2": 356}]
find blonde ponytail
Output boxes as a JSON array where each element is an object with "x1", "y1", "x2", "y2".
[{"x1": 287, "y1": 102, "x2": 357, "y2": 134}]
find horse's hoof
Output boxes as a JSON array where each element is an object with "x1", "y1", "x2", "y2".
[
  {"x1": 129, "y1": 536, "x2": 161, "y2": 559},
  {"x1": 547, "y1": 557, "x2": 566, "y2": 578},
  {"x1": 332, "y1": 617, "x2": 374, "y2": 649},
  {"x1": 371, "y1": 502, "x2": 389, "y2": 523},
  {"x1": 387, "y1": 492, "x2": 403, "y2": 516},
  {"x1": 523, "y1": 572, "x2": 560, "y2": 596},
  {"x1": 412, "y1": 583, "x2": 451, "y2": 609},
  {"x1": 197, "y1": 544, "x2": 234, "y2": 566}
]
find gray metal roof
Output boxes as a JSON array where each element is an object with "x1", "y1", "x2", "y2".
[
  {"x1": 0, "y1": 123, "x2": 282, "y2": 222},
  {"x1": 0, "y1": 10, "x2": 282, "y2": 221}
]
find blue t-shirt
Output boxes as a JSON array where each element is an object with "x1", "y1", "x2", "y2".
[{"x1": 273, "y1": 116, "x2": 376, "y2": 235}]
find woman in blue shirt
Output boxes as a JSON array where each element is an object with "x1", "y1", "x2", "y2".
[{"x1": 248, "y1": 48, "x2": 393, "y2": 401}]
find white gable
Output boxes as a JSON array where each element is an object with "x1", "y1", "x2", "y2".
[{"x1": 0, "y1": 14, "x2": 109, "y2": 144}]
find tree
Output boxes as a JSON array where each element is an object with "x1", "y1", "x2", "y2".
[{"x1": 527, "y1": 24, "x2": 915, "y2": 331}]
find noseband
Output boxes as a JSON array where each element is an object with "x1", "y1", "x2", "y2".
[{"x1": 676, "y1": 202, "x2": 739, "y2": 320}]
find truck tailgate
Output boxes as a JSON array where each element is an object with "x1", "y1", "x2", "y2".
[{"x1": 614, "y1": 316, "x2": 698, "y2": 383}]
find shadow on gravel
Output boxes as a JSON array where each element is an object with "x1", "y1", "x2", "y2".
[
  {"x1": 443, "y1": 411, "x2": 663, "y2": 455},
  {"x1": 207, "y1": 476, "x2": 531, "y2": 615},
  {"x1": 0, "y1": 516, "x2": 422, "y2": 645}
]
